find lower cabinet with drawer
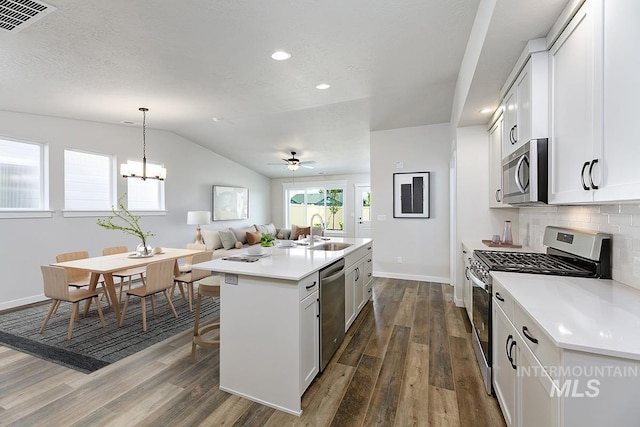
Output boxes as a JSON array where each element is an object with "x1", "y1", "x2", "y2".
[{"x1": 492, "y1": 285, "x2": 640, "y2": 426}]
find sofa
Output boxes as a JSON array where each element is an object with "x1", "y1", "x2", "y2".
[{"x1": 200, "y1": 223, "x2": 323, "y2": 259}]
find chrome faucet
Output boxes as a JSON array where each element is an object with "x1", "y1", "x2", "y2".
[{"x1": 309, "y1": 213, "x2": 325, "y2": 247}]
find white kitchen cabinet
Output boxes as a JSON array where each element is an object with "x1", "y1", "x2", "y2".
[
  {"x1": 488, "y1": 112, "x2": 505, "y2": 207},
  {"x1": 345, "y1": 243, "x2": 373, "y2": 331},
  {"x1": 493, "y1": 289, "x2": 559, "y2": 427},
  {"x1": 549, "y1": 0, "x2": 601, "y2": 204},
  {"x1": 549, "y1": 0, "x2": 640, "y2": 203},
  {"x1": 492, "y1": 302, "x2": 517, "y2": 426},
  {"x1": 598, "y1": 0, "x2": 640, "y2": 201},
  {"x1": 501, "y1": 45, "x2": 548, "y2": 158},
  {"x1": 300, "y1": 290, "x2": 319, "y2": 393}
]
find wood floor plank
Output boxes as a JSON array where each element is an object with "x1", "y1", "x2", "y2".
[
  {"x1": 232, "y1": 401, "x2": 276, "y2": 427},
  {"x1": 442, "y1": 284, "x2": 471, "y2": 338},
  {"x1": 394, "y1": 342, "x2": 430, "y2": 427},
  {"x1": 411, "y1": 282, "x2": 430, "y2": 345},
  {"x1": 330, "y1": 354, "x2": 382, "y2": 427},
  {"x1": 429, "y1": 284, "x2": 455, "y2": 390},
  {"x1": 428, "y1": 385, "x2": 461, "y2": 427},
  {"x1": 362, "y1": 325, "x2": 411, "y2": 426},
  {"x1": 337, "y1": 306, "x2": 375, "y2": 367},
  {"x1": 0, "y1": 383, "x2": 78, "y2": 426},
  {"x1": 195, "y1": 394, "x2": 255, "y2": 427},
  {"x1": 394, "y1": 284, "x2": 417, "y2": 327},
  {"x1": 449, "y1": 336, "x2": 506, "y2": 427}
]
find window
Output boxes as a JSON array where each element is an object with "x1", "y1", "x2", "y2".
[
  {"x1": 126, "y1": 161, "x2": 165, "y2": 211},
  {"x1": 0, "y1": 138, "x2": 46, "y2": 210},
  {"x1": 64, "y1": 149, "x2": 114, "y2": 210},
  {"x1": 284, "y1": 181, "x2": 346, "y2": 232}
]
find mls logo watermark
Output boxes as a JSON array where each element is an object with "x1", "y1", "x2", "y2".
[{"x1": 551, "y1": 379, "x2": 600, "y2": 398}]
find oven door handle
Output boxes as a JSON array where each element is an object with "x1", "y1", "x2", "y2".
[{"x1": 469, "y1": 269, "x2": 488, "y2": 292}]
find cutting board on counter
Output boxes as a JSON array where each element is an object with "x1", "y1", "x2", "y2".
[{"x1": 482, "y1": 240, "x2": 523, "y2": 248}]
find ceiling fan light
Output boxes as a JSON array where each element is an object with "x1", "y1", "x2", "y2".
[{"x1": 288, "y1": 163, "x2": 300, "y2": 171}]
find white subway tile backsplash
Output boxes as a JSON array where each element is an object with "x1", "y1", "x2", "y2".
[{"x1": 520, "y1": 204, "x2": 640, "y2": 291}]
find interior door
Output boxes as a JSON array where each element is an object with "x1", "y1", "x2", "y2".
[{"x1": 354, "y1": 185, "x2": 371, "y2": 238}]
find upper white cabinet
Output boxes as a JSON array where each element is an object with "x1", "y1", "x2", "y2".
[
  {"x1": 501, "y1": 42, "x2": 549, "y2": 158},
  {"x1": 549, "y1": 0, "x2": 601, "y2": 204},
  {"x1": 550, "y1": 0, "x2": 640, "y2": 203},
  {"x1": 489, "y1": 112, "x2": 505, "y2": 207},
  {"x1": 599, "y1": 0, "x2": 640, "y2": 201}
]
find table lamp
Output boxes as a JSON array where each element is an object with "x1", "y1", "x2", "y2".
[{"x1": 187, "y1": 211, "x2": 211, "y2": 244}]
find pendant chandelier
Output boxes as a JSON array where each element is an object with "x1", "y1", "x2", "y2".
[{"x1": 120, "y1": 107, "x2": 166, "y2": 181}]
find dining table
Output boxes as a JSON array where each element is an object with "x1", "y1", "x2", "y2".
[{"x1": 51, "y1": 247, "x2": 204, "y2": 324}]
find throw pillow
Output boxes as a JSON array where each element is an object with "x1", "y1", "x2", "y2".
[
  {"x1": 219, "y1": 229, "x2": 238, "y2": 250},
  {"x1": 246, "y1": 230, "x2": 262, "y2": 245},
  {"x1": 293, "y1": 226, "x2": 311, "y2": 240},
  {"x1": 229, "y1": 226, "x2": 254, "y2": 244},
  {"x1": 277, "y1": 228, "x2": 292, "y2": 240},
  {"x1": 255, "y1": 223, "x2": 277, "y2": 236},
  {"x1": 201, "y1": 229, "x2": 223, "y2": 250}
]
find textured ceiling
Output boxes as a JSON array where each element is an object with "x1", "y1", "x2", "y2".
[{"x1": 0, "y1": 0, "x2": 567, "y2": 178}]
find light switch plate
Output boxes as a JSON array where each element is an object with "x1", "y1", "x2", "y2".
[{"x1": 225, "y1": 274, "x2": 238, "y2": 285}]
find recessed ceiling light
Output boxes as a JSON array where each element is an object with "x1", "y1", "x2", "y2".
[
  {"x1": 315, "y1": 83, "x2": 331, "y2": 90},
  {"x1": 121, "y1": 120, "x2": 135, "y2": 125},
  {"x1": 212, "y1": 117, "x2": 221, "y2": 122},
  {"x1": 479, "y1": 107, "x2": 493, "y2": 114},
  {"x1": 271, "y1": 51, "x2": 291, "y2": 61}
]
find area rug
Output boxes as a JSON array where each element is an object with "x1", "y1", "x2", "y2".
[{"x1": 0, "y1": 294, "x2": 219, "y2": 373}]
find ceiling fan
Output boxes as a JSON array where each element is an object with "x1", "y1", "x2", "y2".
[{"x1": 268, "y1": 151, "x2": 315, "y2": 171}]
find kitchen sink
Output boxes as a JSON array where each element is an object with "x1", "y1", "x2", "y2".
[{"x1": 308, "y1": 242, "x2": 352, "y2": 251}]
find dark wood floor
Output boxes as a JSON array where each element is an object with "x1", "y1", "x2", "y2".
[{"x1": 0, "y1": 278, "x2": 505, "y2": 426}]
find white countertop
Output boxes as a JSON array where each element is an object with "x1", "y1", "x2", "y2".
[
  {"x1": 492, "y1": 271, "x2": 640, "y2": 361},
  {"x1": 194, "y1": 238, "x2": 373, "y2": 281}
]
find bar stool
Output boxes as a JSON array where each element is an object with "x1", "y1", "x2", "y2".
[{"x1": 191, "y1": 275, "x2": 221, "y2": 361}]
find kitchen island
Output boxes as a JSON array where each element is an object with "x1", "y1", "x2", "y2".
[{"x1": 193, "y1": 237, "x2": 373, "y2": 416}]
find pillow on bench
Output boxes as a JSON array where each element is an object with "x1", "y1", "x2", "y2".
[{"x1": 201, "y1": 229, "x2": 223, "y2": 250}]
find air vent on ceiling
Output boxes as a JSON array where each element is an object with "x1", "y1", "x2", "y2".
[{"x1": 0, "y1": 0, "x2": 56, "y2": 33}]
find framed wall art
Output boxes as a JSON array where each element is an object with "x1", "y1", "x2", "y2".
[
  {"x1": 393, "y1": 172, "x2": 430, "y2": 218},
  {"x1": 212, "y1": 185, "x2": 249, "y2": 221}
]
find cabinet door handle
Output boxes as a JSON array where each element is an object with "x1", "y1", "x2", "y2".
[
  {"x1": 305, "y1": 281, "x2": 317, "y2": 290},
  {"x1": 581, "y1": 161, "x2": 591, "y2": 190},
  {"x1": 367, "y1": 259, "x2": 372, "y2": 263},
  {"x1": 509, "y1": 341, "x2": 517, "y2": 370},
  {"x1": 495, "y1": 292, "x2": 504, "y2": 302},
  {"x1": 510, "y1": 125, "x2": 518, "y2": 144},
  {"x1": 465, "y1": 266, "x2": 470, "y2": 280},
  {"x1": 589, "y1": 159, "x2": 599, "y2": 190},
  {"x1": 505, "y1": 334, "x2": 513, "y2": 361},
  {"x1": 522, "y1": 326, "x2": 538, "y2": 344},
  {"x1": 355, "y1": 267, "x2": 360, "y2": 282},
  {"x1": 495, "y1": 188, "x2": 501, "y2": 202}
]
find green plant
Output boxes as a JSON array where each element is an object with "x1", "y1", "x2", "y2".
[
  {"x1": 260, "y1": 233, "x2": 275, "y2": 247},
  {"x1": 97, "y1": 194, "x2": 154, "y2": 251}
]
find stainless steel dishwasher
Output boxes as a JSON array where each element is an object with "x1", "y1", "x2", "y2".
[{"x1": 319, "y1": 258, "x2": 345, "y2": 372}]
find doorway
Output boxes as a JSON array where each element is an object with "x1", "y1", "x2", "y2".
[{"x1": 354, "y1": 184, "x2": 371, "y2": 238}]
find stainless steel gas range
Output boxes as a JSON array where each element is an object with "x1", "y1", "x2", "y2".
[{"x1": 468, "y1": 226, "x2": 612, "y2": 394}]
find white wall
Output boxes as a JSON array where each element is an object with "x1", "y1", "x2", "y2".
[
  {"x1": 454, "y1": 125, "x2": 519, "y2": 303},
  {"x1": 519, "y1": 205, "x2": 640, "y2": 291},
  {"x1": 0, "y1": 110, "x2": 271, "y2": 310},
  {"x1": 269, "y1": 173, "x2": 370, "y2": 237},
  {"x1": 370, "y1": 124, "x2": 451, "y2": 283}
]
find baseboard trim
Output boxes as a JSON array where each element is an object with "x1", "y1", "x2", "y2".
[
  {"x1": 373, "y1": 271, "x2": 450, "y2": 284},
  {"x1": 0, "y1": 294, "x2": 46, "y2": 312}
]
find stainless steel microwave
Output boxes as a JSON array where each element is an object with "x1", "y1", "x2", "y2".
[{"x1": 502, "y1": 138, "x2": 548, "y2": 205}]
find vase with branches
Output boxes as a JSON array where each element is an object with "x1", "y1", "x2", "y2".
[{"x1": 97, "y1": 194, "x2": 155, "y2": 256}]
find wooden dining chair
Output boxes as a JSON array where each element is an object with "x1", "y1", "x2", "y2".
[
  {"x1": 55, "y1": 251, "x2": 109, "y2": 306},
  {"x1": 120, "y1": 258, "x2": 178, "y2": 332},
  {"x1": 172, "y1": 243, "x2": 206, "y2": 300},
  {"x1": 173, "y1": 250, "x2": 214, "y2": 311},
  {"x1": 39, "y1": 265, "x2": 106, "y2": 340},
  {"x1": 102, "y1": 246, "x2": 146, "y2": 302}
]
